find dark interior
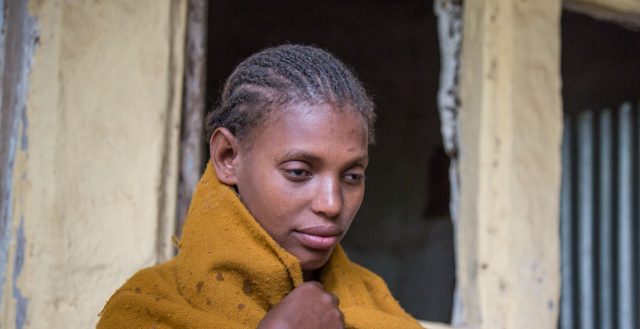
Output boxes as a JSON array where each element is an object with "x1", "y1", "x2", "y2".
[
  {"x1": 206, "y1": 0, "x2": 455, "y2": 321},
  {"x1": 560, "y1": 9, "x2": 640, "y2": 329},
  {"x1": 562, "y1": 10, "x2": 640, "y2": 115}
]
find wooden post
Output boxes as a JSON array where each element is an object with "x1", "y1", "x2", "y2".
[
  {"x1": 176, "y1": 0, "x2": 207, "y2": 241},
  {"x1": 564, "y1": 0, "x2": 640, "y2": 27},
  {"x1": 455, "y1": 0, "x2": 563, "y2": 328}
]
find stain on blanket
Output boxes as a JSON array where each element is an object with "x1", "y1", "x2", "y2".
[{"x1": 242, "y1": 278, "x2": 253, "y2": 295}]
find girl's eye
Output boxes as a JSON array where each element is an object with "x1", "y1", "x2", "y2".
[
  {"x1": 344, "y1": 173, "x2": 364, "y2": 185},
  {"x1": 283, "y1": 168, "x2": 312, "y2": 181}
]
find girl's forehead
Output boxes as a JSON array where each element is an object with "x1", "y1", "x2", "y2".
[
  {"x1": 280, "y1": 103, "x2": 366, "y2": 132},
  {"x1": 235, "y1": 102, "x2": 369, "y2": 158},
  {"x1": 278, "y1": 102, "x2": 365, "y2": 126},
  {"x1": 247, "y1": 103, "x2": 368, "y2": 149}
]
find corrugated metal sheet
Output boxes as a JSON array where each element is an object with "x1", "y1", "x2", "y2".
[{"x1": 560, "y1": 101, "x2": 639, "y2": 329}]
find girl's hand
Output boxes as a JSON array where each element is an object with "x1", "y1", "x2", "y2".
[{"x1": 257, "y1": 281, "x2": 344, "y2": 329}]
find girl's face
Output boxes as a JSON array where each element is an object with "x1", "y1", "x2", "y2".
[{"x1": 234, "y1": 103, "x2": 369, "y2": 273}]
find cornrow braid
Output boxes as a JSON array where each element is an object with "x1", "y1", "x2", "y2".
[{"x1": 205, "y1": 44, "x2": 376, "y2": 144}]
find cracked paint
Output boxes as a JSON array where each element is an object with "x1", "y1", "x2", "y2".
[
  {"x1": 0, "y1": 0, "x2": 36, "y2": 325},
  {"x1": 20, "y1": 110, "x2": 29, "y2": 151},
  {"x1": 13, "y1": 218, "x2": 28, "y2": 329}
]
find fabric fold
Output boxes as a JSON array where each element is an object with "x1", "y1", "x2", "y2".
[{"x1": 97, "y1": 164, "x2": 423, "y2": 329}]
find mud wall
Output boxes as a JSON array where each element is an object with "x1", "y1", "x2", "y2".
[{"x1": 0, "y1": 1, "x2": 186, "y2": 328}]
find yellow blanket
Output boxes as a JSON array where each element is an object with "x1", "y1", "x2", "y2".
[{"x1": 97, "y1": 164, "x2": 423, "y2": 329}]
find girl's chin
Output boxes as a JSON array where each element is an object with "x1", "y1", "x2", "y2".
[{"x1": 297, "y1": 250, "x2": 333, "y2": 273}]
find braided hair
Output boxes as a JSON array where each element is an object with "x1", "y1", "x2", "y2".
[{"x1": 206, "y1": 44, "x2": 376, "y2": 145}]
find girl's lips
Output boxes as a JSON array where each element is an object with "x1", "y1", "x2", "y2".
[
  {"x1": 294, "y1": 226, "x2": 343, "y2": 250},
  {"x1": 294, "y1": 232, "x2": 340, "y2": 250}
]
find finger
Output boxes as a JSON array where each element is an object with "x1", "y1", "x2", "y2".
[
  {"x1": 307, "y1": 281, "x2": 324, "y2": 290},
  {"x1": 329, "y1": 292, "x2": 340, "y2": 306}
]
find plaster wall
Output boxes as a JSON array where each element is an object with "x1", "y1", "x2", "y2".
[
  {"x1": 455, "y1": 0, "x2": 562, "y2": 328},
  {"x1": 1, "y1": 1, "x2": 186, "y2": 328},
  {"x1": 564, "y1": 0, "x2": 640, "y2": 26}
]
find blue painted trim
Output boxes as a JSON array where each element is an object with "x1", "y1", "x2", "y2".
[
  {"x1": 0, "y1": 0, "x2": 4, "y2": 32},
  {"x1": 0, "y1": 0, "x2": 12, "y2": 304},
  {"x1": 20, "y1": 107, "x2": 28, "y2": 150},
  {"x1": 12, "y1": 218, "x2": 28, "y2": 329},
  {"x1": 0, "y1": 0, "x2": 37, "y2": 309}
]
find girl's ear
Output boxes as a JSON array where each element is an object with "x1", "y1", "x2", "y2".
[{"x1": 209, "y1": 128, "x2": 241, "y2": 186}]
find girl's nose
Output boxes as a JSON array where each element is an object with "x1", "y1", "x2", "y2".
[{"x1": 310, "y1": 176, "x2": 343, "y2": 219}]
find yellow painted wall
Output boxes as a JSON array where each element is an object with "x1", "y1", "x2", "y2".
[{"x1": 1, "y1": 0, "x2": 186, "y2": 327}]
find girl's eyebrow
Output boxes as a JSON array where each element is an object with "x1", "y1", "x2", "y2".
[
  {"x1": 275, "y1": 149, "x2": 321, "y2": 163},
  {"x1": 275, "y1": 149, "x2": 369, "y2": 167}
]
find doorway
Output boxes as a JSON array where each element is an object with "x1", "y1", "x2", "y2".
[{"x1": 206, "y1": 0, "x2": 455, "y2": 321}]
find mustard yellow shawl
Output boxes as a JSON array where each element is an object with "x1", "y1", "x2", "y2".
[{"x1": 97, "y1": 164, "x2": 423, "y2": 329}]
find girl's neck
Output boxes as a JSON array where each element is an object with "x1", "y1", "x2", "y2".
[{"x1": 303, "y1": 270, "x2": 319, "y2": 282}]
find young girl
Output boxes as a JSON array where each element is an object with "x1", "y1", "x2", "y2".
[{"x1": 98, "y1": 45, "x2": 423, "y2": 329}]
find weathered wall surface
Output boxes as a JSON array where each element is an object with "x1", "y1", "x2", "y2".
[
  {"x1": 0, "y1": 1, "x2": 38, "y2": 328},
  {"x1": 456, "y1": 0, "x2": 563, "y2": 328},
  {"x1": 1, "y1": 0, "x2": 186, "y2": 328},
  {"x1": 564, "y1": 0, "x2": 640, "y2": 27}
]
